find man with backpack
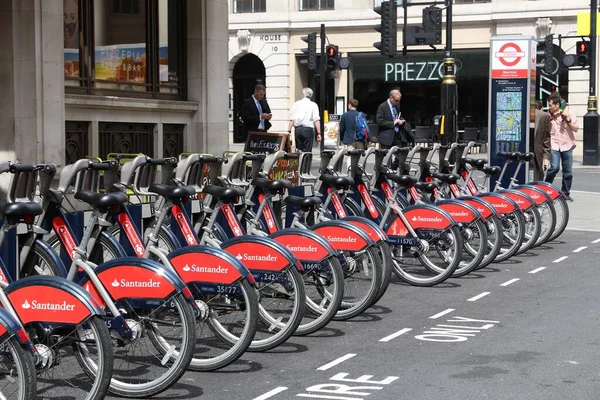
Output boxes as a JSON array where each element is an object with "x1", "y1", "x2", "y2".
[{"x1": 340, "y1": 99, "x2": 369, "y2": 150}]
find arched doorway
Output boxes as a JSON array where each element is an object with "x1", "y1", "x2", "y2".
[{"x1": 233, "y1": 54, "x2": 266, "y2": 143}]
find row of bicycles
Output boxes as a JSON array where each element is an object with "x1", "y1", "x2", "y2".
[{"x1": 0, "y1": 140, "x2": 568, "y2": 399}]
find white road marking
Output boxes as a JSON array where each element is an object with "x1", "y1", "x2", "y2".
[
  {"x1": 467, "y1": 292, "x2": 491, "y2": 302},
  {"x1": 529, "y1": 267, "x2": 546, "y2": 274},
  {"x1": 316, "y1": 353, "x2": 356, "y2": 371},
  {"x1": 573, "y1": 246, "x2": 588, "y2": 253},
  {"x1": 429, "y1": 308, "x2": 455, "y2": 319},
  {"x1": 593, "y1": 238, "x2": 600, "y2": 244},
  {"x1": 553, "y1": 256, "x2": 568, "y2": 263},
  {"x1": 500, "y1": 278, "x2": 520, "y2": 287},
  {"x1": 379, "y1": 328, "x2": 413, "y2": 342},
  {"x1": 253, "y1": 387, "x2": 288, "y2": 400}
]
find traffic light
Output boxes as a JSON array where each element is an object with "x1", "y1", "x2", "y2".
[
  {"x1": 423, "y1": 6, "x2": 442, "y2": 45},
  {"x1": 373, "y1": 0, "x2": 397, "y2": 57},
  {"x1": 576, "y1": 40, "x2": 589, "y2": 66},
  {"x1": 536, "y1": 34, "x2": 554, "y2": 74},
  {"x1": 300, "y1": 32, "x2": 317, "y2": 71},
  {"x1": 326, "y1": 45, "x2": 339, "y2": 70}
]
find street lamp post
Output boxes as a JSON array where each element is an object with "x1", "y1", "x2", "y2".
[
  {"x1": 583, "y1": 1, "x2": 599, "y2": 165},
  {"x1": 440, "y1": 0, "x2": 456, "y2": 144}
]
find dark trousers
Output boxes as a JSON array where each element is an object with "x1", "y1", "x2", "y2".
[
  {"x1": 294, "y1": 126, "x2": 314, "y2": 153},
  {"x1": 545, "y1": 148, "x2": 573, "y2": 195}
]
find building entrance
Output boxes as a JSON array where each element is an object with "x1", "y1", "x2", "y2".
[{"x1": 232, "y1": 54, "x2": 266, "y2": 143}]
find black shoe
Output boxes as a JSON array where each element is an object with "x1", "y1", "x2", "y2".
[{"x1": 564, "y1": 195, "x2": 573, "y2": 202}]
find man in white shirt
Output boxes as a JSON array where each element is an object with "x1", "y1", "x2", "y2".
[{"x1": 288, "y1": 87, "x2": 321, "y2": 152}]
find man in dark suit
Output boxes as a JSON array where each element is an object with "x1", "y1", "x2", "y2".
[
  {"x1": 241, "y1": 84, "x2": 272, "y2": 135},
  {"x1": 376, "y1": 89, "x2": 413, "y2": 149}
]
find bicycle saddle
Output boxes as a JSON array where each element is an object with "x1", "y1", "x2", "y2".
[
  {"x1": 319, "y1": 174, "x2": 354, "y2": 189},
  {"x1": 383, "y1": 173, "x2": 415, "y2": 187},
  {"x1": 431, "y1": 172, "x2": 460, "y2": 184},
  {"x1": 482, "y1": 166, "x2": 501, "y2": 176},
  {"x1": 0, "y1": 202, "x2": 43, "y2": 224},
  {"x1": 252, "y1": 177, "x2": 292, "y2": 194},
  {"x1": 75, "y1": 190, "x2": 127, "y2": 211},
  {"x1": 149, "y1": 183, "x2": 196, "y2": 201},
  {"x1": 414, "y1": 181, "x2": 439, "y2": 193},
  {"x1": 202, "y1": 185, "x2": 245, "y2": 202},
  {"x1": 461, "y1": 157, "x2": 487, "y2": 169},
  {"x1": 284, "y1": 195, "x2": 322, "y2": 211}
]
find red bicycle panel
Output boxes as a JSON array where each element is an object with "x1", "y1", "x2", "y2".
[
  {"x1": 528, "y1": 182, "x2": 561, "y2": 201},
  {"x1": 118, "y1": 213, "x2": 146, "y2": 256},
  {"x1": 358, "y1": 184, "x2": 379, "y2": 219},
  {"x1": 478, "y1": 194, "x2": 517, "y2": 215},
  {"x1": 500, "y1": 191, "x2": 534, "y2": 211},
  {"x1": 53, "y1": 216, "x2": 77, "y2": 260},
  {"x1": 97, "y1": 266, "x2": 176, "y2": 300},
  {"x1": 516, "y1": 187, "x2": 546, "y2": 206},
  {"x1": 223, "y1": 242, "x2": 290, "y2": 271},
  {"x1": 402, "y1": 208, "x2": 453, "y2": 230},
  {"x1": 258, "y1": 194, "x2": 278, "y2": 234},
  {"x1": 386, "y1": 216, "x2": 409, "y2": 236},
  {"x1": 312, "y1": 225, "x2": 368, "y2": 252},
  {"x1": 172, "y1": 204, "x2": 199, "y2": 245},
  {"x1": 169, "y1": 252, "x2": 243, "y2": 285},
  {"x1": 461, "y1": 199, "x2": 493, "y2": 220},
  {"x1": 220, "y1": 204, "x2": 244, "y2": 237},
  {"x1": 272, "y1": 234, "x2": 330, "y2": 262},
  {"x1": 344, "y1": 219, "x2": 386, "y2": 241},
  {"x1": 8, "y1": 286, "x2": 92, "y2": 325},
  {"x1": 436, "y1": 203, "x2": 477, "y2": 224}
]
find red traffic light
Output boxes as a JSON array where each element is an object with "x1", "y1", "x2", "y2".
[
  {"x1": 326, "y1": 45, "x2": 338, "y2": 57},
  {"x1": 577, "y1": 40, "x2": 589, "y2": 55}
]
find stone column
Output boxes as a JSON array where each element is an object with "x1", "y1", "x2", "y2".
[
  {"x1": 0, "y1": 0, "x2": 64, "y2": 165},
  {"x1": 187, "y1": 0, "x2": 229, "y2": 154}
]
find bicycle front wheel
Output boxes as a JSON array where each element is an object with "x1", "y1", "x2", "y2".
[
  {"x1": 549, "y1": 195, "x2": 569, "y2": 242},
  {"x1": 452, "y1": 219, "x2": 488, "y2": 278},
  {"x1": 516, "y1": 206, "x2": 541, "y2": 254},
  {"x1": 495, "y1": 210, "x2": 525, "y2": 262},
  {"x1": 476, "y1": 215, "x2": 503, "y2": 270}
]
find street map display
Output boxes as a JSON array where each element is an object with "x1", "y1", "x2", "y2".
[{"x1": 495, "y1": 92, "x2": 522, "y2": 142}]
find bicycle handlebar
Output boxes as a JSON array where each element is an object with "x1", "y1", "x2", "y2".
[
  {"x1": 89, "y1": 160, "x2": 118, "y2": 170},
  {"x1": 145, "y1": 157, "x2": 177, "y2": 166},
  {"x1": 242, "y1": 154, "x2": 266, "y2": 162}
]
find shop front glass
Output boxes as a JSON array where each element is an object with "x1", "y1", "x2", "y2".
[{"x1": 349, "y1": 49, "x2": 489, "y2": 130}]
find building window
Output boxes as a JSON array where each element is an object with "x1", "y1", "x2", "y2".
[
  {"x1": 300, "y1": 0, "x2": 334, "y2": 11},
  {"x1": 233, "y1": 0, "x2": 265, "y2": 13},
  {"x1": 64, "y1": 0, "x2": 187, "y2": 99}
]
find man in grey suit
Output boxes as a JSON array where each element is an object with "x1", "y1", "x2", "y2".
[{"x1": 376, "y1": 89, "x2": 413, "y2": 149}]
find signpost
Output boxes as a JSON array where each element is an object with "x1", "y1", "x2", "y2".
[{"x1": 488, "y1": 36, "x2": 536, "y2": 189}]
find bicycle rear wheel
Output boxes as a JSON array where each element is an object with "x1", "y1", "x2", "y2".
[
  {"x1": 0, "y1": 335, "x2": 36, "y2": 400},
  {"x1": 516, "y1": 206, "x2": 541, "y2": 254},
  {"x1": 452, "y1": 219, "x2": 487, "y2": 277},
  {"x1": 548, "y1": 196, "x2": 569, "y2": 242},
  {"x1": 475, "y1": 215, "x2": 503, "y2": 270},
  {"x1": 534, "y1": 201, "x2": 556, "y2": 246},
  {"x1": 495, "y1": 210, "x2": 525, "y2": 262},
  {"x1": 389, "y1": 222, "x2": 463, "y2": 287},
  {"x1": 34, "y1": 315, "x2": 113, "y2": 400}
]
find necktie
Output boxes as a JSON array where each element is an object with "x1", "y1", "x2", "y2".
[
  {"x1": 256, "y1": 100, "x2": 264, "y2": 130},
  {"x1": 391, "y1": 106, "x2": 399, "y2": 132}
]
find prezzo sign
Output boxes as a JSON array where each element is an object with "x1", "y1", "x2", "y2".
[{"x1": 384, "y1": 59, "x2": 463, "y2": 82}]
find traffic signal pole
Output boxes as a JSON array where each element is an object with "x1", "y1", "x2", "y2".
[
  {"x1": 583, "y1": 0, "x2": 599, "y2": 165},
  {"x1": 440, "y1": 0, "x2": 457, "y2": 144},
  {"x1": 320, "y1": 23, "x2": 326, "y2": 153}
]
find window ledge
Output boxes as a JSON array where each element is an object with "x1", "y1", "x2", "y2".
[{"x1": 65, "y1": 94, "x2": 199, "y2": 113}]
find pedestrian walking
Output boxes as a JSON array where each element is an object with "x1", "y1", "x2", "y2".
[{"x1": 288, "y1": 88, "x2": 321, "y2": 153}]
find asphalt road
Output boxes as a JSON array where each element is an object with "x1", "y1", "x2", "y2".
[{"x1": 106, "y1": 228, "x2": 600, "y2": 400}]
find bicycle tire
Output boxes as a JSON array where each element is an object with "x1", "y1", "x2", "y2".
[
  {"x1": 0, "y1": 335, "x2": 36, "y2": 400},
  {"x1": 534, "y1": 201, "x2": 557, "y2": 246},
  {"x1": 475, "y1": 215, "x2": 504, "y2": 270},
  {"x1": 294, "y1": 256, "x2": 344, "y2": 336},
  {"x1": 549, "y1": 195, "x2": 569, "y2": 242},
  {"x1": 452, "y1": 218, "x2": 488, "y2": 278},
  {"x1": 344, "y1": 197, "x2": 392, "y2": 304},
  {"x1": 494, "y1": 210, "x2": 525, "y2": 262},
  {"x1": 72, "y1": 315, "x2": 114, "y2": 400},
  {"x1": 516, "y1": 206, "x2": 541, "y2": 254},
  {"x1": 22, "y1": 240, "x2": 63, "y2": 278}
]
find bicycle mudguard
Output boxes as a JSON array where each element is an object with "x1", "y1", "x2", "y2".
[
  {"x1": 497, "y1": 189, "x2": 536, "y2": 212},
  {"x1": 6, "y1": 275, "x2": 105, "y2": 326},
  {"x1": 456, "y1": 196, "x2": 500, "y2": 220},
  {"x1": 477, "y1": 192, "x2": 520, "y2": 215},
  {"x1": 340, "y1": 216, "x2": 388, "y2": 242},
  {"x1": 435, "y1": 199, "x2": 482, "y2": 224},
  {"x1": 167, "y1": 245, "x2": 252, "y2": 285},
  {"x1": 79, "y1": 257, "x2": 191, "y2": 303},
  {"x1": 513, "y1": 184, "x2": 553, "y2": 205},
  {"x1": 311, "y1": 220, "x2": 374, "y2": 252},
  {"x1": 221, "y1": 236, "x2": 303, "y2": 272},
  {"x1": 0, "y1": 307, "x2": 30, "y2": 345},
  {"x1": 270, "y1": 228, "x2": 336, "y2": 263},
  {"x1": 526, "y1": 181, "x2": 562, "y2": 201},
  {"x1": 401, "y1": 204, "x2": 456, "y2": 230},
  {"x1": 33, "y1": 238, "x2": 69, "y2": 278}
]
